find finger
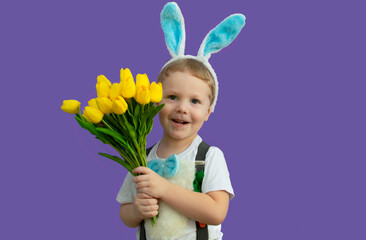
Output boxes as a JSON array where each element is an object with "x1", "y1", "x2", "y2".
[
  {"x1": 142, "y1": 210, "x2": 159, "y2": 218},
  {"x1": 140, "y1": 192, "x2": 155, "y2": 199},
  {"x1": 132, "y1": 174, "x2": 149, "y2": 183},
  {"x1": 141, "y1": 204, "x2": 159, "y2": 212},
  {"x1": 135, "y1": 181, "x2": 150, "y2": 190},
  {"x1": 132, "y1": 167, "x2": 152, "y2": 175},
  {"x1": 141, "y1": 198, "x2": 158, "y2": 206},
  {"x1": 137, "y1": 187, "x2": 153, "y2": 197},
  {"x1": 137, "y1": 203, "x2": 158, "y2": 214},
  {"x1": 137, "y1": 193, "x2": 159, "y2": 205},
  {"x1": 136, "y1": 193, "x2": 148, "y2": 200}
]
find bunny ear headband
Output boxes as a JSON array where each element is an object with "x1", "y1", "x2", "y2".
[{"x1": 160, "y1": 2, "x2": 246, "y2": 112}]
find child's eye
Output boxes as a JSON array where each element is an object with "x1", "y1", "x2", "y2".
[
  {"x1": 191, "y1": 99, "x2": 200, "y2": 104},
  {"x1": 168, "y1": 95, "x2": 177, "y2": 100}
]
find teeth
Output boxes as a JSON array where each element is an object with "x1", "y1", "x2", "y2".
[{"x1": 173, "y1": 119, "x2": 186, "y2": 124}]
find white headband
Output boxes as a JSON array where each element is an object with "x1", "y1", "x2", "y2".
[{"x1": 160, "y1": 2, "x2": 246, "y2": 112}]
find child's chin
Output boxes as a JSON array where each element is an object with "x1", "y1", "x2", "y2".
[
  {"x1": 168, "y1": 132, "x2": 189, "y2": 140},
  {"x1": 170, "y1": 131, "x2": 199, "y2": 141},
  {"x1": 170, "y1": 134, "x2": 187, "y2": 140}
]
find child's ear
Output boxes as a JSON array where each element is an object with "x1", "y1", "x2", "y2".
[{"x1": 205, "y1": 108, "x2": 211, "y2": 121}]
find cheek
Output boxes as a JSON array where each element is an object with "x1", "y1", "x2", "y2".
[{"x1": 191, "y1": 110, "x2": 207, "y2": 123}]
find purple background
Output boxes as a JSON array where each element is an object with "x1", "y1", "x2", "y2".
[{"x1": 1, "y1": 0, "x2": 365, "y2": 239}]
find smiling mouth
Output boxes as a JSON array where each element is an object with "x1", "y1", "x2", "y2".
[{"x1": 172, "y1": 119, "x2": 189, "y2": 125}]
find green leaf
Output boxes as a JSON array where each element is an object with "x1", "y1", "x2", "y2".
[
  {"x1": 133, "y1": 104, "x2": 140, "y2": 130},
  {"x1": 146, "y1": 118, "x2": 154, "y2": 135},
  {"x1": 95, "y1": 127, "x2": 127, "y2": 147},
  {"x1": 127, "y1": 99, "x2": 134, "y2": 115},
  {"x1": 125, "y1": 142, "x2": 137, "y2": 158},
  {"x1": 138, "y1": 118, "x2": 146, "y2": 136},
  {"x1": 147, "y1": 104, "x2": 165, "y2": 123},
  {"x1": 75, "y1": 115, "x2": 109, "y2": 144},
  {"x1": 141, "y1": 103, "x2": 156, "y2": 122},
  {"x1": 103, "y1": 115, "x2": 123, "y2": 132},
  {"x1": 75, "y1": 114, "x2": 95, "y2": 133},
  {"x1": 98, "y1": 153, "x2": 133, "y2": 173},
  {"x1": 116, "y1": 113, "x2": 126, "y2": 124},
  {"x1": 124, "y1": 120, "x2": 137, "y2": 141}
]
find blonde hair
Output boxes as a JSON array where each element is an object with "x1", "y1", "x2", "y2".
[{"x1": 157, "y1": 58, "x2": 216, "y2": 106}]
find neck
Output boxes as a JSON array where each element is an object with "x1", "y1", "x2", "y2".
[{"x1": 157, "y1": 134, "x2": 198, "y2": 158}]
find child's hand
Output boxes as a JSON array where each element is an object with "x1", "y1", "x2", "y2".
[
  {"x1": 132, "y1": 167, "x2": 170, "y2": 199},
  {"x1": 133, "y1": 192, "x2": 159, "y2": 220}
]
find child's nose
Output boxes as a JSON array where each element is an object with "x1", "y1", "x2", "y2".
[{"x1": 176, "y1": 101, "x2": 188, "y2": 114}]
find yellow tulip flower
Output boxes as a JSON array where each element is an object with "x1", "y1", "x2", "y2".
[
  {"x1": 135, "y1": 85, "x2": 150, "y2": 105},
  {"x1": 96, "y1": 81, "x2": 110, "y2": 98},
  {"x1": 97, "y1": 74, "x2": 112, "y2": 87},
  {"x1": 136, "y1": 73, "x2": 150, "y2": 89},
  {"x1": 150, "y1": 82, "x2": 163, "y2": 103},
  {"x1": 110, "y1": 83, "x2": 122, "y2": 101},
  {"x1": 120, "y1": 68, "x2": 136, "y2": 98},
  {"x1": 112, "y1": 96, "x2": 128, "y2": 114},
  {"x1": 88, "y1": 98, "x2": 99, "y2": 109},
  {"x1": 83, "y1": 106, "x2": 104, "y2": 123},
  {"x1": 61, "y1": 99, "x2": 81, "y2": 114},
  {"x1": 96, "y1": 97, "x2": 113, "y2": 114},
  {"x1": 120, "y1": 68, "x2": 133, "y2": 83}
]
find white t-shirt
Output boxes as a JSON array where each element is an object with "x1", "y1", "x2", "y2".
[{"x1": 116, "y1": 135, "x2": 234, "y2": 240}]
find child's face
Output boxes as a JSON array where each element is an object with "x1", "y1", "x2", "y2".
[{"x1": 159, "y1": 71, "x2": 212, "y2": 143}]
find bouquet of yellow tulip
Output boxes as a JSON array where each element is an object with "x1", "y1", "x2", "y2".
[
  {"x1": 61, "y1": 68, "x2": 164, "y2": 173},
  {"x1": 61, "y1": 68, "x2": 164, "y2": 225}
]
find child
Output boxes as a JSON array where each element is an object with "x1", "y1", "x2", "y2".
[{"x1": 116, "y1": 2, "x2": 245, "y2": 239}]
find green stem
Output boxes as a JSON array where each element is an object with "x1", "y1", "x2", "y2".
[
  {"x1": 122, "y1": 114, "x2": 142, "y2": 161},
  {"x1": 102, "y1": 119, "x2": 114, "y2": 131},
  {"x1": 124, "y1": 146, "x2": 139, "y2": 169},
  {"x1": 112, "y1": 113, "x2": 143, "y2": 169},
  {"x1": 108, "y1": 141, "x2": 140, "y2": 170}
]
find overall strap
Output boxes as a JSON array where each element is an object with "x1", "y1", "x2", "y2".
[
  {"x1": 195, "y1": 140, "x2": 210, "y2": 240},
  {"x1": 139, "y1": 220, "x2": 147, "y2": 240},
  {"x1": 146, "y1": 146, "x2": 154, "y2": 156},
  {"x1": 195, "y1": 141, "x2": 210, "y2": 172}
]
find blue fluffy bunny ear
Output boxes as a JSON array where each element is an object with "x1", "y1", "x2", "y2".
[
  {"x1": 198, "y1": 14, "x2": 246, "y2": 60},
  {"x1": 160, "y1": 2, "x2": 186, "y2": 58},
  {"x1": 164, "y1": 154, "x2": 179, "y2": 178}
]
